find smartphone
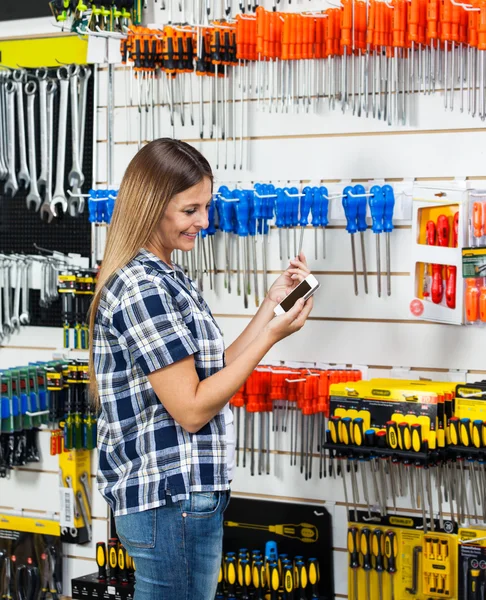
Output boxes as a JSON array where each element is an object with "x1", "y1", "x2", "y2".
[{"x1": 273, "y1": 274, "x2": 320, "y2": 316}]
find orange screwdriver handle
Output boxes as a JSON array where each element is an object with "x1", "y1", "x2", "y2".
[
  {"x1": 466, "y1": 279, "x2": 480, "y2": 322},
  {"x1": 446, "y1": 266, "x2": 456, "y2": 309},
  {"x1": 453, "y1": 212, "x2": 459, "y2": 248},
  {"x1": 431, "y1": 264, "x2": 444, "y2": 304},
  {"x1": 480, "y1": 287, "x2": 486, "y2": 322},
  {"x1": 473, "y1": 202, "x2": 483, "y2": 239},
  {"x1": 437, "y1": 215, "x2": 450, "y2": 247}
]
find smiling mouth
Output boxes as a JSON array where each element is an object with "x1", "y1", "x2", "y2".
[{"x1": 182, "y1": 232, "x2": 198, "y2": 238}]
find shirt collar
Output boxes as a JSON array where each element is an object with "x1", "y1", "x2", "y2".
[{"x1": 136, "y1": 248, "x2": 177, "y2": 274}]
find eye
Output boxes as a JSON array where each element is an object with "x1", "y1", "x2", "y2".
[{"x1": 184, "y1": 209, "x2": 196, "y2": 215}]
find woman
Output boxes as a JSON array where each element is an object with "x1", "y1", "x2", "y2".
[{"x1": 89, "y1": 138, "x2": 314, "y2": 600}]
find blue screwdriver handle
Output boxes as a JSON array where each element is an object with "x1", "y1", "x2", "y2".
[
  {"x1": 319, "y1": 186, "x2": 329, "y2": 227},
  {"x1": 248, "y1": 191, "x2": 257, "y2": 236},
  {"x1": 275, "y1": 188, "x2": 285, "y2": 229},
  {"x1": 300, "y1": 187, "x2": 313, "y2": 226},
  {"x1": 342, "y1": 186, "x2": 358, "y2": 234},
  {"x1": 207, "y1": 201, "x2": 216, "y2": 235},
  {"x1": 234, "y1": 190, "x2": 249, "y2": 237},
  {"x1": 311, "y1": 187, "x2": 321, "y2": 228},
  {"x1": 369, "y1": 185, "x2": 385, "y2": 234},
  {"x1": 290, "y1": 187, "x2": 300, "y2": 227},
  {"x1": 283, "y1": 188, "x2": 292, "y2": 229},
  {"x1": 382, "y1": 185, "x2": 395, "y2": 233},
  {"x1": 354, "y1": 185, "x2": 368, "y2": 233}
]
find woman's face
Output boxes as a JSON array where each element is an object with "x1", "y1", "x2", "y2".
[{"x1": 153, "y1": 177, "x2": 212, "y2": 260}]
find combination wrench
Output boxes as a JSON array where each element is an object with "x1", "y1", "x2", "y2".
[
  {"x1": 5, "y1": 81, "x2": 18, "y2": 197},
  {"x1": 2, "y1": 260, "x2": 12, "y2": 338},
  {"x1": 0, "y1": 74, "x2": 9, "y2": 179},
  {"x1": 10, "y1": 260, "x2": 22, "y2": 333},
  {"x1": 36, "y1": 68, "x2": 49, "y2": 194},
  {"x1": 51, "y1": 67, "x2": 69, "y2": 217},
  {"x1": 79, "y1": 472, "x2": 92, "y2": 516},
  {"x1": 25, "y1": 81, "x2": 42, "y2": 211},
  {"x1": 19, "y1": 259, "x2": 30, "y2": 326},
  {"x1": 68, "y1": 65, "x2": 91, "y2": 216},
  {"x1": 40, "y1": 80, "x2": 58, "y2": 223},
  {"x1": 68, "y1": 65, "x2": 84, "y2": 190},
  {"x1": 76, "y1": 490, "x2": 92, "y2": 541},
  {"x1": 13, "y1": 69, "x2": 30, "y2": 189}
]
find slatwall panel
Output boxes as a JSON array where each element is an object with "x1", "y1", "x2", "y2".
[{"x1": 3, "y1": 5, "x2": 486, "y2": 597}]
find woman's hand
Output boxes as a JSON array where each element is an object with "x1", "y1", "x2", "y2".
[
  {"x1": 267, "y1": 253, "x2": 311, "y2": 305},
  {"x1": 264, "y1": 295, "x2": 314, "y2": 344}
]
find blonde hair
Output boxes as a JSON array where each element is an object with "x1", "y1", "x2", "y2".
[{"x1": 88, "y1": 139, "x2": 213, "y2": 408}]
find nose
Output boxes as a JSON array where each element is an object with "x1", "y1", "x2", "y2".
[{"x1": 195, "y1": 208, "x2": 209, "y2": 231}]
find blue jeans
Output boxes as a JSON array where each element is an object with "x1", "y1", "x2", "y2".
[{"x1": 114, "y1": 490, "x2": 230, "y2": 600}]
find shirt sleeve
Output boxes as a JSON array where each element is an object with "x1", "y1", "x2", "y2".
[{"x1": 111, "y1": 278, "x2": 199, "y2": 375}]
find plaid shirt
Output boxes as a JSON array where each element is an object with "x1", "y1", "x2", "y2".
[{"x1": 93, "y1": 248, "x2": 229, "y2": 516}]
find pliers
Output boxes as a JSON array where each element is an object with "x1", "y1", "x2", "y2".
[
  {"x1": 0, "y1": 554, "x2": 13, "y2": 600},
  {"x1": 39, "y1": 546, "x2": 60, "y2": 600},
  {"x1": 15, "y1": 561, "x2": 40, "y2": 600}
]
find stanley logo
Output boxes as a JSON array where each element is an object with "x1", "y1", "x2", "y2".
[
  {"x1": 390, "y1": 517, "x2": 414, "y2": 527},
  {"x1": 371, "y1": 389, "x2": 391, "y2": 397}
]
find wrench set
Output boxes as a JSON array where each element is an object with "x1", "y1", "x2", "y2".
[{"x1": 0, "y1": 65, "x2": 91, "y2": 223}]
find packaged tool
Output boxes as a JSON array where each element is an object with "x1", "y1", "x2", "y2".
[
  {"x1": 59, "y1": 449, "x2": 92, "y2": 544},
  {"x1": 409, "y1": 185, "x2": 467, "y2": 325},
  {"x1": 458, "y1": 527, "x2": 486, "y2": 599},
  {"x1": 71, "y1": 536, "x2": 135, "y2": 600},
  {"x1": 348, "y1": 512, "x2": 458, "y2": 600},
  {"x1": 0, "y1": 515, "x2": 62, "y2": 600},
  {"x1": 327, "y1": 379, "x2": 463, "y2": 526}
]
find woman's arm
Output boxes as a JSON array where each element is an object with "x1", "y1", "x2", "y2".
[
  {"x1": 148, "y1": 298, "x2": 312, "y2": 433},
  {"x1": 224, "y1": 297, "x2": 277, "y2": 365}
]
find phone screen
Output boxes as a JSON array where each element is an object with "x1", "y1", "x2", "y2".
[{"x1": 280, "y1": 280, "x2": 312, "y2": 312}]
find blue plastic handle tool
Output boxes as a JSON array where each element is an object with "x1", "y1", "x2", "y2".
[
  {"x1": 354, "y1": 185, "x2": 368, "y2": 233},
  {"x1": 265, "y1": 541, "x2": 278, "y2": 562},
  {"x1": 234, "y1": 190, "x2": 249, "y2": 237},
  {"x1": 319, "y1": 186, "x2": 330, "y2": 228},
  {"x1": 382, "y1": 185, "x2": 395, "y2": 233},
  {"x1": 247, "y1": 191, "x2": 257, "y2": 237},
  {"x1": 289, "y1": 187, "x2": 300, "y2": 229},
  {"x1": 300, "y1": 187, "x2": 313, "y2": 227},
  {"x1": 311, "y1": 187, "x2": 321, "y2": 228},
  {"x1": 275, "y1": 188, "x2": 286, "y2": 231},
  {"x1": 342, "y1": 185, "x2": 358, "y2": 234},
  {"x1": 88, "y1": 189, "x2": 98, "y2": 224},
  {"x1": 369, "y1": 186, "x2": 385, "y2": 234},
  {"x1": 207, "y1": 201, "x2": 216, "y2": 236}
]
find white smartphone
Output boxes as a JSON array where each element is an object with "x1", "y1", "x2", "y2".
[{"x1": 273, "y1": 274, "x2": 320, "y2": 316}]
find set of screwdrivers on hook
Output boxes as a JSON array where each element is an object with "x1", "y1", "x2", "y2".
[{"x1": 230, "y1": 366, "x2": 362, "y2": 480}]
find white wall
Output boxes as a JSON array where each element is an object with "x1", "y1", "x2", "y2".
[{"x1": 2, "y1": 8, "x2": 486, "y2": 598}]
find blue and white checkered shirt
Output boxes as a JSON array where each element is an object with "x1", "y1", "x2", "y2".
[{"x1": 93, "y1": 248, "x2": 229, "y2": 516}]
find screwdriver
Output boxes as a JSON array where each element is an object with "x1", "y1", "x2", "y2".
[
  {"x1": 319, "y1": 187, "x2": 330, "y2": 259},
  {"x1": 96, "y1": 542, "x2": 107, "y2": 582},
  {"x1": 269, "y1": 560, "x2": 280, "y2": 600},
  {"x1": 295, "y1": 560, "x2": 308, "y2": 600},
  {"x1": 310, "y1": 187, "x2": 322, "y2": 260},
  {"x1": 299, "y1": 187, "x2": 313, "y2": 258},
  {"x1": 382, "y1": 185, "x2": 395, "y2": 296},
  {"x1": 108, "y1": 539, "x2": 118, "y2": 584},
  {"x1": 369, "y1": 185, "x2": 385, "y2": 297},
  {"x1": 275, "y1": 188, "x2": 286, "y2": 261},
  {"x1": 372, "y1": 529, "x2": 385, "y2": 600},
  {"x1": 360, "y1": 527, "x2": 372, "y2": 600},
  {"x1": 283, "y1": 563, "x2": 294, "y2": 599},
  {"x1": 307, "y1": 558, "x2": 319, "y2": 599},
  {"x1": 347, "y1": 527, "x2": 360, "y2": 600},
  {"x1": 343, "y1": 185, "x2": 359, "y2": 295},
  {"x1": 384, "y1": 530, "x2": 397, "y2": 600},
  {"x1": 354, "y1": 185, "x2": 369, "y2": 294}
]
